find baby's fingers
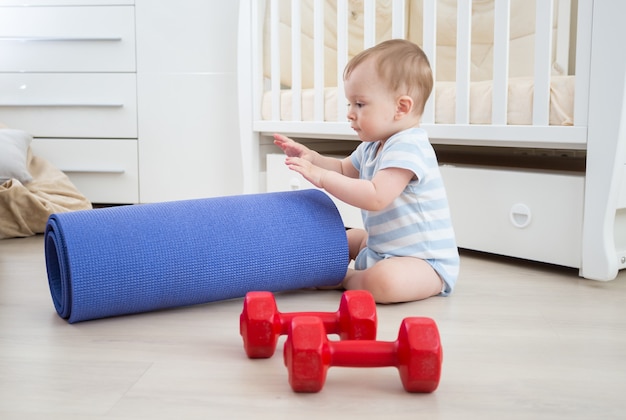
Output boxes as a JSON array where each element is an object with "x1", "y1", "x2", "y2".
[
  {"x1": 273, "y1": 133, "x2": 292, "y2": 147},
  {"x1": 284, "y1": 156, "x2": 298, "y2": 167},
  {"x1": 285, "y1": 157, "x2": 305, "y2": 172}
]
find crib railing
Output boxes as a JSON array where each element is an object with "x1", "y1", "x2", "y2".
[{"x1": 241, "y1": 0, "x2": 593, "y2": 148}]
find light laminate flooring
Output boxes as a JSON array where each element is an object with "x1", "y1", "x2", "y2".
[{"x1": 1, "y1": 235, "x2": 625, "y2": 419}]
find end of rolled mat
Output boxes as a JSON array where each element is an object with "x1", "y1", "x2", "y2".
[{"x1": 44, "y1": 219, "x2": 71, "y2": 319}]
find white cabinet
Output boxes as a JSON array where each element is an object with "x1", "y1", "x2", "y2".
[
  {"x1": 0, "y1": 1, "x2": 139, "y2": 203},
  {"x1": 0, "y1": 0, "x2": 243, "y2": 203}
]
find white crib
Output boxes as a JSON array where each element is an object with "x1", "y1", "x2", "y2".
[{"x1": 237, "y1": 0, "x2": 626, "y2": 282}]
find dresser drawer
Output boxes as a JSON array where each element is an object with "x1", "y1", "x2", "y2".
[
  {"x1": 0, "y1": 73, "x2": 137, "y2": 138},
  {"x1": 31, "y1": 138, "x2": 139, "y2": 204},
  {"x1": 0, "y1": 5, "x2": 135, "y2": 72},
  {"x1": 266, "y1": 153, "x2": 363, "y2": 229},
  {"x1": 440, "y1": 166, "x2": 584, "y2": 268}
]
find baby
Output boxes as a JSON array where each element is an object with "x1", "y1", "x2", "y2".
[{"x1": 274, "y1": 39, "x2": 459, "y2": 303}]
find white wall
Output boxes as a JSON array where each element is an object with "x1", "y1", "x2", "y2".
[{"x1": 136, "y1": 0, "x2": 243, "y2": 202}]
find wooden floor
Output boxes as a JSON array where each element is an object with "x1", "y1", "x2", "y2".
[{"x1": 1, "y1": 235, "x2": 625, "y2": 419}]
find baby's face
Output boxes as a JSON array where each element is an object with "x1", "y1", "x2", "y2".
[{"x1": 344, "y1": 59, "x2": 400, "y2": 142}]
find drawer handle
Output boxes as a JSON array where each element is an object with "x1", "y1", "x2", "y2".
[
  {"x1": 0, "y1": 103, "x2": 123, "y2": 108},
  {"x1": 510, "y1": 203, "x2": 532, "y2": 229},
  {"x1": 62, "y1": 168, "x2": 126, "y2": 174},
  {"x1": 0, "y1": 36, "x2": 122, "y2": 42}
]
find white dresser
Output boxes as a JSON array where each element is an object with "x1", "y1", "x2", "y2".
[{"x1": 0, "y1": 0, "x2": 242, "y2": 203}]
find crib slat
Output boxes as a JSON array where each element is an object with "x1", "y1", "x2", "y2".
[
  {"x1": 313, "y1": 0, "x2": 325, "y2": 121},
  {"x1": 573, "y1": 0, "x2": 592, "y2": 126},
  {"x1": 336, "y1": 0, "x2": 348, "y2": 122},
  {"x1": 533, "y1": 0, "x2": 553, "y2": 126},
  {"x1": 422, "y1": 0, "x2": 436, "y2": 125},
  {"x1": 492, "y1": 0, "x2": 510, "y2": 125},
  {"x1": 455, "y1": 0, "x2": 472, "y2": 125},
  {"x1": 291, "y1": 0, "x2": 302, "y2": 121},
  {"x1": 270, "y1": 0, "x2": 280, "y2": 120},
  {"x1": 555, "y1": 0, "x2": 571, "y2": 75},
  {"x1": 364, "y1": 0, "x2": 376, "y2": 49},
  {"x1": 391, "y1": 0, "x2": 405, "y2": 39}
]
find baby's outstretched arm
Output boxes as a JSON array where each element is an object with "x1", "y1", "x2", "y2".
[
  {"x1": 275, "y1": 133, "x2": 412, "y2": 211},
  {"x1": 274, "y1": 133, "x2": 347, "y2": 174},
  {"x1": 290, "y1": 157, "x2": 414, "y2": 212}
]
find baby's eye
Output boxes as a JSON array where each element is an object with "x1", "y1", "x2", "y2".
[{"x1": 347, "y1": 102, "x2": 364, "y2": 108}]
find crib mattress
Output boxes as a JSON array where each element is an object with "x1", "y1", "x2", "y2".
[{"x1": 261, "y1": 75, "x2": 574, "y2": 126}]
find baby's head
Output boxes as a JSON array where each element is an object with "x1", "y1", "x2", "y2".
[{"x1": 344, "y1": 39, "x2": 433, "y2": 117}]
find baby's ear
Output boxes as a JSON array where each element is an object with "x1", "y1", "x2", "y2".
[{"x1": 395, "y1": 95, "x2": 414, "y2": 119}]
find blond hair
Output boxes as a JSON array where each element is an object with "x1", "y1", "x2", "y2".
[{"x1": 343, "y1": 39, "x2": 433, "y2": 117}]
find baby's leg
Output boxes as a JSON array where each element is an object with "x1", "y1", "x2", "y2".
[
  {"x1": 343, "y1": 257, "x2": 444, "y2": 304},
  {"x1": 346, "y1": 228, "x2": 367, "y2": 260}
]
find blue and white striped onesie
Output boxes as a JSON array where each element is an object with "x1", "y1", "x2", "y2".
[{"x1": 350, "y1": 127, "x2": 459, "y2": 295}]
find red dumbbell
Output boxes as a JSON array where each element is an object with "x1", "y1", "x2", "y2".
[
  {"x1": 283, "y1": 316, "x2": 442, "y2": 393},
  {"x1": 240, "y1": 290, "x2": 377, "y2": 358}
]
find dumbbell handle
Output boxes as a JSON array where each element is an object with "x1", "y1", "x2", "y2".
[
  {"x1": 278, "y1": 311, "x2": 343, "y2": 335},
  {"x1": 326, "y1": 340, "x2": 398, "y2": 368}
]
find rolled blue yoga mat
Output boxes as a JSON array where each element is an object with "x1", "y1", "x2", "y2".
[{"x1": 44, "y1": 189, "x2": 349, "y2": 323}]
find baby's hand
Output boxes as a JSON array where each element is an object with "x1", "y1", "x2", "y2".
[
  {"x1": 274, "y1": 133, "x2": 312, "y2": 160},
  {"x1": 285, "y1": 156, "x2": 326, "y2": 188}
]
